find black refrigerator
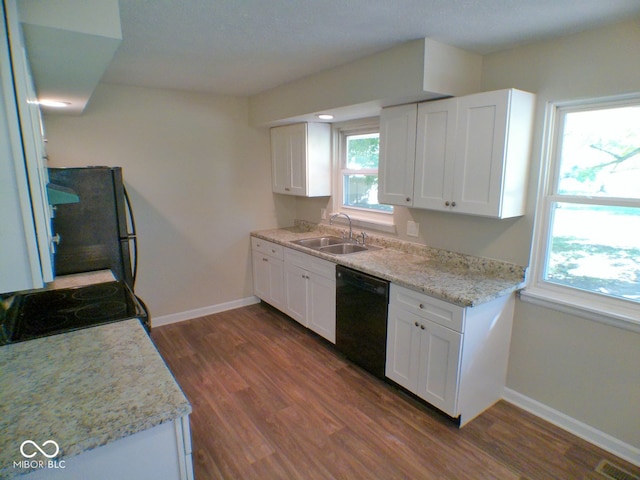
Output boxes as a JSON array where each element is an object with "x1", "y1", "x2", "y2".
[
  {"x1": 49, "y1": 166, "x2": 137, "y2": 287},
  {"x1": 48, "y1": 166, "x2": 149, "y2": 329}
]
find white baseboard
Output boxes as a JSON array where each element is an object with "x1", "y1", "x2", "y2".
[
  {"x1": 503, "y1": 388, "x2": 640, "y2": 467},
  {"x1": 152, "y1": 296, "x2": 261, "y2": 327}
]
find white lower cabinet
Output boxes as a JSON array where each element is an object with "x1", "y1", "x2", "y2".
[
  {"x1": 386, "y1": 284, "x2": 515, "y2": 426},
  {"x1": 251, "y1": 238, "x2": 285, "y2": 310},
  {"x1": 283, "y1": 248, "x2": 336, "y2": 343},
  {"x1": 251, "y1": 237, "x2": 336, "y2": 343},
  {"x1": 387, "y1": 304, "x2": 462, "y2": 417},
  {"x1": 23, "y1": 416, "x2": 193, "y2": 480}
]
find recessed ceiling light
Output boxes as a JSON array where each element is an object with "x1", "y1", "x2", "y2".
[
  {"x1": 316, "y1": 114, "x2": 334, "y2": 120},
  {"x1": 38, "y1": 99, "x2": 71, "y2": 108}
]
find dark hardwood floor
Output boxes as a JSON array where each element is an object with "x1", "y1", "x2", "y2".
[{"x1": 151, "y1": 303, "x2": 639, "y2": 480}]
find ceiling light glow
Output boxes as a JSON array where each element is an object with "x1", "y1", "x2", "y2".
[
  {"x1": 316, "y1": 114, "x2": 334, "y2": 120},
  {"x1": 38, "y1": 99, "x2": 71, "y2": 108}
]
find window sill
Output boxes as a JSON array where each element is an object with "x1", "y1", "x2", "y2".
[{"x1": 519, "y1": 287, "x2": 640, "y2": 333}]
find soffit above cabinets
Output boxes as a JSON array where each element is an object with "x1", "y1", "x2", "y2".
[
  {"x1": 248, "y1": 38, "x2": 483, "y2": 127},
  {"x1": 17, "y1": 0, "x2": 122, "y2": 115}
]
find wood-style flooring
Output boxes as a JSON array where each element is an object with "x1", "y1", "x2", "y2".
[{"x1": 151, "y1": 303, "x2": 639, "y2": 480}]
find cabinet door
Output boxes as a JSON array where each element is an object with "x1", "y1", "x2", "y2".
[
  {"x1": 378, "y1": 104, "x2": 417, "y2": 206},
  {"x1": 307, "y1": 271, "x2": 336, "y2": 343},
  {"x1": 413, "y1": 98, "x2": 457, "y2": 210},
  {"x1": 385, "y1": 304, "x2": 421, "y2": 391},
  {"x1": 267, "y1": 256, "x2": 285, "y2": 310},
  {"x1": 287, "y1": 123, "x2": 307, "y2": 196},
  {"x1": 452, "y1": 90, "x2": 509, "y2": 216},
  {"x1": 271, "y1": 126, "x2": 290, "y2": 194},
  {"x1": 416, "y1": 320, "x2": 462, "y2": 417},
  {"x1": 283, "y1": 262, "x2": 308, "y2": 326},
  {"x1": 252, "y1": 251, "x2": 284, "y2": 310},
  {"x1": 252, "y1": 251, "x2": 271, "y2": 302}
]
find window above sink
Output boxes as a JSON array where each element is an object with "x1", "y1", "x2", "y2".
[{"x1": 329, "y1": 119, "x2": 396, "y2": 234}]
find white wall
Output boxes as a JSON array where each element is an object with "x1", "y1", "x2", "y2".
[
  {"x1": 480, "y1": 19, "x2": 640, "y2": 450},
  {"x1": 44, "y1": 83, "x2": 295, "y2": 319}
]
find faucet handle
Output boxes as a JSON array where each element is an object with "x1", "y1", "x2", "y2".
[{"x1": 359, "y1": 231, "x2": 368, "y2": 245}]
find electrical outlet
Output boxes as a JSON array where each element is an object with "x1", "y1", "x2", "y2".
[
  {"x1": 320, "y1": 208, "x2": 327, "y2": 220},
  {"x1": 407, "y1": 220, "x2": 419, "y2": 237}
]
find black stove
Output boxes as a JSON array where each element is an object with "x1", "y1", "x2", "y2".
[{"x1": 1, "y1": 281, "x2": 149, "y2": 345}]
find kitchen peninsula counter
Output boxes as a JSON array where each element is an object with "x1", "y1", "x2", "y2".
[
  {"x1": 252, "y1": 225, "x2": 526, "y2": 307},
  {"x1": 0, "y1": 320, "x2": 191, "y2": 479}
]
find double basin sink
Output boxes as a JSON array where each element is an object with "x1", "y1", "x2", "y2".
[{"x1": 291, "y1": 236, "x2": 381, "y2": 255}]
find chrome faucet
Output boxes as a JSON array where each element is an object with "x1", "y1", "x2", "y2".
[{"x1": 330, "y1": 212, "x2": 353, "y2": 241}]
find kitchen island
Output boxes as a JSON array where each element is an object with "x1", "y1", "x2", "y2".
[{"x1": 0, "y1": 319, "x2": 192, "y2": 479}]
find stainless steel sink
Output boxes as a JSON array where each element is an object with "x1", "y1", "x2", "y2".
[
  {"x1": 319, "y1": 243, "x2": 370, "y2": 254},
  {"x1": 290, "y1": 236, "x2": 381, "y2": 255},
  {"x1": 291, "y1": 236, "x2": 345, "y2": 248}
]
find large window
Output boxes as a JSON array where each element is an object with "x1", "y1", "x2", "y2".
[
  {"x1": 333, "y1": 121, "x2": 393, "y2": 225},
  {"x1": 526, "y1": 95, "x2": 640, "y2": 328}
]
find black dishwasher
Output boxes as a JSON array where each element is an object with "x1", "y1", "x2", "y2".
[{"x1": 335, "y1": 265, "x2": 390, "y2": 379}]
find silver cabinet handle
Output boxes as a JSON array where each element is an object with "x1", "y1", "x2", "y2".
[
  {"x1": 414, "y1": 321, "x2": 419, "y2": 327},
  {"x1": 420, "y1": 325, "x2": 425, "y2": 330},
  {"x1": 419, "y1": 303, "x2": 424, "y2": 309}
]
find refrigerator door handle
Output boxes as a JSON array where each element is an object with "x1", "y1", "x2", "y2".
[{"x1": 123, "y1": 185, "x2": 138, "y2": 288}]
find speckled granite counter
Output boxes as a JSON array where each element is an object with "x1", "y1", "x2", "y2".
[
  {"x1": 0, "y1": 320, "x2": 191, "y2": 478},
  {"x1": 252, "y1": 224, "x2": 526, "y2": 307}
]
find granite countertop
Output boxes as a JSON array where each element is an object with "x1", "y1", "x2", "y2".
[
  {"x1": 252, "y1": 224, "x2": 526, "y2": 307},
  {"x1": 0, "y1": 320, "x2": 191, "y2": 478}
]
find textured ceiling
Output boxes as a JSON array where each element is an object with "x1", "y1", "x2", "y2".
[{"x1": 101, "y1": 0, "x2": 640, "y2": 96}]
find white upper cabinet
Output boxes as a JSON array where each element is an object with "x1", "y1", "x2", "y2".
[
  {"x1": 271, "y1": 122, "x2": 331, "y2": 197},
  {"x1": 1, "y1": 0, "x2": 54, "y2": 294},
  {"x1": 449, "y1": 89, "x2": 535, "y2": 217},
  {"x1": 413, "y1": 98, "x2": 458, "y2": 210},
  {"x1": 378, "y1": 104, "x2": 417, "y2": 206},
  {"x1": 379, "y1": 88, "x2": 536, "y2": 218}
]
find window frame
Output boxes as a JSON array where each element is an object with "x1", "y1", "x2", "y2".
[
  {"x1": 330, "y1": 118, "x2": 395, "y2": 232},
  {"x1": 522, "y1": 93, "x2": 640, "y2": 333}
]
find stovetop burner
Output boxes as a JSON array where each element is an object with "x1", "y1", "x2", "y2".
[
  {"x1": 72, "y1": 284, "x2": 120, "y2": 301},
  {"x1": 2, "y1": 281, "x2": 148, "y2": 344}
]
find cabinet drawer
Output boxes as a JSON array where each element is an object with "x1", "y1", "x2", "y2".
[
  {"x1": 251, "y1": 237, "x2": 284, "y2": 260},
  {"x1": 284, "y1": 247, "x2": 307, "y2": 267},
  {"x1": 284, "y1": 247, "x2": 335, "y2": 278},
  {"x1": 306, "y1": 255, "x2": 334, "y2": 278},
  {"x1": 390, "y1": 284, "x2": 464, "y2": 333}
]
